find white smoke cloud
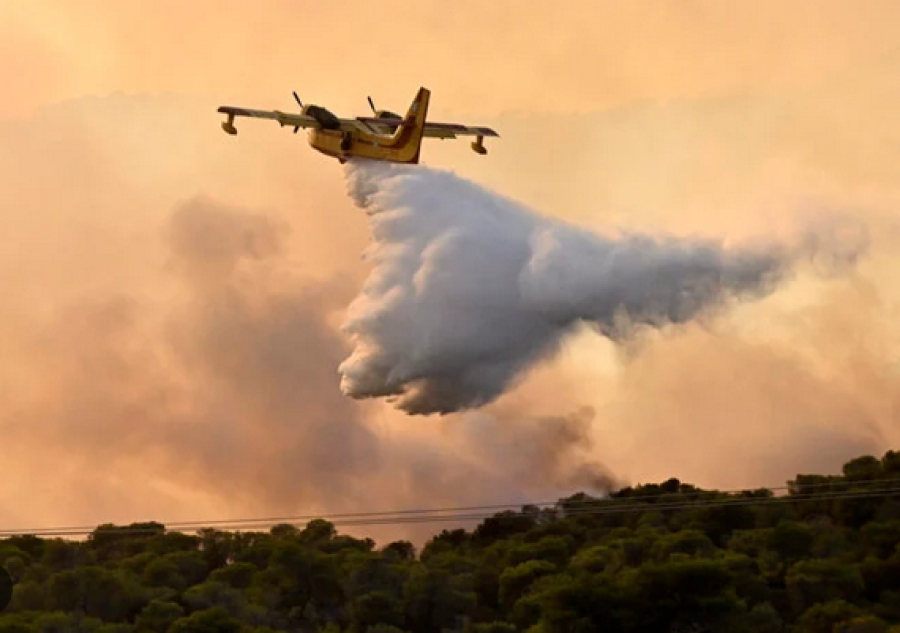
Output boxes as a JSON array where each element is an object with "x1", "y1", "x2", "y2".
[{"x1": 338, "y1": 160, "x2": 865, "y2": 416}]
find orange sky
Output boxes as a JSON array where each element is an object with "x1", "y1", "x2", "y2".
[
  {"x1": 2, "y1": 1, "x2": 899, "y2": 541},
  {"x1": 3, "y1": 0, "x2": 900, "y2": 118}
]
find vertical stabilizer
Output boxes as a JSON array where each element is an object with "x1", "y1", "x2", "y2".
[{"x1": 394, "y1": 87, "x2": 430, "y2": 163}]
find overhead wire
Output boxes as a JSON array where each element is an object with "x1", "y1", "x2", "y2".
[
  {"x1": 1, "y1": 477, "x2": 898, "y2": 539},
  {"x1": 4, "y1": 474, "x2": 895, "y2": 537}
]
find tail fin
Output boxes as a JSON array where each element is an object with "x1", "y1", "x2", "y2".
[
  {"x1": 395, "y1": 87, "x2": 430, "y2": 163},
  {"x1": 404, "y1": 87, "x2": 430, "y2": 126}
]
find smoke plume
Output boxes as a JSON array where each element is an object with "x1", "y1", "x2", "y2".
[
  {"x1": 0, "y1": 91, "x2": 891, "y2": 540},
  {"x1": 339, "y1": 160, "x2": 863, "y2": 415}
]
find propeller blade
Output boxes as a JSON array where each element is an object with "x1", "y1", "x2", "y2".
[
  {"x1": 293, "y1": 126, "x2": 299, "y2": 133},
  {"x1": 293, "y1": 91, "x2": 302, "y2": 107},
  {"x1": 367, "y1": 96, "x2": 376, "y2": 114}
]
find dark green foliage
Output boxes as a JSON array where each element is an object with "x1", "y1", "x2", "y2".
[
  {"x1": 786, "y1": 559, "x2": 865, "y2": 613},
  {"x1": 2, "y1": 451, "x2": 900, "y2": 632},
  {"x1": 0, "y1": 612, "x2": 36, "y2": 633},
  {"x1": 508, "y1": 535, "x2": 573, "y2": 567},
  {"x1": 348, "y1": 590, "x2": 404, "y2": 631},
  {"x1": 861, "y1": 521, "x2": 900, "y2": 558},
  {"x1": 472, "y1": 512, "x2": 536, "y2": 547},
  {"x1": 207, "y1": 562, "x2": 255, "y2": 590},
  {"x1": 134, "y1": 599, "x2": 183, "y2": 632},
  {"x1": 498, "y1": 560, "x2": 556, "y2": 607},
  {"x1": 768, "y1": 519, "x2": 816, "y2": 569},
  {"x1": 792, "y1": 599, "x2": 866, "y2": 633},
  {"x1": 834, "y1": 615, "x2": 891, "y2": 633},
  {"x1": 381, "y1": 542, "x2": 415, "y2": 562},
  {"x1": 45, "y1": 566, "x2": 142, "y2": 622},
  {"x1": 364, "y1": 626, "x2": 407, "y2": 633},
  {"x1": 181, "y1": 581, "x2": 246, "y2": 618},
  {"x1": 844, "y1": 456, "x2": 884, "y2": 481},
  {"x1": 168, "y1": 606, "x2": 241, "y2": 633},
  {"x1": 466, "y1": 622, "x2": 516, "y2": 633}
]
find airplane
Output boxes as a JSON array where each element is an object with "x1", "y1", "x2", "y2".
[{"x1": 217, "y1": 87, "x2": 498, "y2": 164}]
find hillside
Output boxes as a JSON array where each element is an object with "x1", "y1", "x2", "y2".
[{"x1": 1, "y1": 451, "x2": 900, "y2": 633}]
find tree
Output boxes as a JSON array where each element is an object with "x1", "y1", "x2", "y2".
[
  {"x1": 134, "y1": 599, "x2": 183, "y2": 633},
  {"x1": 95, "y1": 625, "x2": 134, "y2": 633},
  {"x1": 721, "y1": 554, "x2": 769, "y2": 606},
  {"x1": 168, "y1": 607, "x2": 242, "y2": 633},
  {"x1": 182, "y1": 581, "x2": 246, "y2": 618},
  {"x1": 767, "y1": 521, "x2": 814, "y2": 563},
  {"x1": 420, "y1": 530, "x2": 470, "y2": 562},
  {"x1": 650, "y1": 530, "x2": 716, "y2": 562},
  {"x1": 690, "y1": 503, "x2": 758, "y2": 545},
  {"x1": 300, "y1": 520, "x2": 336, "y2": 546},
  {"x1": 512, "y1": 571, "x2": 636, "y2": 632},
  {"x1": 382, "y1": 542, "x2": 416, "y2": 562},
  {"x1": 793, "y1": 600, "x2": 865, "y2": 633},
  {"x1": 197, "y1": 529, "x2": 235, "y2": 570},
  {"x1": 9, "y1": 580, "x2": 46, "y2": 612},
  {"x1": 860, "y1": 521, "x2": 900, "y2": 559},
  {"x1": 269, "y1": 524, "x2": 300, "y2": 540},
  {"x1": 145, "y1": 532, "x2": 200, "y2": 557},
  {"x1": 472, "y1": 513, "x2": 535, "y2": 548},
  {"x1": 882, "y1": 451, "x2": 900, "y2": 476},
  {"x1": 785, "y1": 560, "x2": 865, "y2": 614},
  {"x1": 88, "y1": 523, "x2": 165, "y2": 562},
  {"x1": 568, "y1": 545, "x2": 616, "y2": 576},
  {"x1": 843, "y1": 456, "x2": 883, "y2": 482},
  {"x1": 857, "y1": 556, "x2": 900, "y2": 601},
  {"x1": 727, "y1": 529, "x2": 770, "y2": 559},
  {"x1": 159, "y1": 551, "x2": 207, "y2": 587},
  {"x1": 740, "y1": 602, "x2": 783, "y2": 633},
  {"x1": 119, "y1": 553, "x2": 156, "y2": 577},
  {"x1": 466, "y1": 623, "x2": 516, "y2": 633},
  {"x1": 5, "y1": 536, "x2": 44, "y2": 561},
  {"x1": 208, "y1": 562, "x2": 256, "y2": 590},
  {"x1": 633, "y1": 559, "x2": 745, "y2": 629},
  {"x1": 835, "y1": 616, "x2": 891, "y2": 633},
  {"x1": 498, "y1": 561, "x2": 557, "y2": 608},
  {"x1": 0, "y1": 613, "x2": 38, "y2": 633},
  {"x1": 41, "y1": 540, "x2": 78, "y2": 573},
  {"x1": 46, "y1": 566, "x2": 142, "y2": 622},
  {"x1": 32, "y1": 611, "x2": 103, "y2": 633},
  {"x1": 508, "y1": 536, "x2": 572, "y2": 568},
  {"x1": 141, "y1": 558, "x2": 186, "y2": 592},
  {"x1": 403, "y1": 559, "x2": 476, "y2": 633},
  {"x1": 349, "y1": 590, "x2": 404, "y2": 631}
]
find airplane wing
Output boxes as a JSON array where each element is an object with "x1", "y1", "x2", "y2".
[
  {"x1": 218, "y1": 105, "x2": 322, "y2": 129},
  {"x1": 355, "y1": 117, "x2": 499, "y2": 139},
  {"x1": 423, "y1": 122, "x2": 499, "y2": 139}
]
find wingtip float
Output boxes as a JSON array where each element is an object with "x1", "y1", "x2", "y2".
[{"x1": 217, "y1": 87, "x2": 499, "y2": 164}]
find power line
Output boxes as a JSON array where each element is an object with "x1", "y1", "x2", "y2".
[
  {"x1": 1, "y1": 481, "x2": 898, "y2": 539},
  {"x1": 3, "y1": 473, "x2": 892, "y2": 538}
]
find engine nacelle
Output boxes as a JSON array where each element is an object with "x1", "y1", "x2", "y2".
[
  {"x1": 221, "y1": 113, "x2": 238, "y2": 135},
  {"x1": 304, "y1": 105, "x2": 341, "y2": 130},
  {"x1": 376, "y1": 110, "x2": 402, "y2": 120}
]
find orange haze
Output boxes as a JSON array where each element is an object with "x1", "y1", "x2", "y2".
[{"x1": 1, "y1": 1, "x2": 899, "y2": 542}]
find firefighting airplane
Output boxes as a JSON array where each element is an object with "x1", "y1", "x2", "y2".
[{"x1": 217, "y1": 87, "x2": 498, "y2": 164}]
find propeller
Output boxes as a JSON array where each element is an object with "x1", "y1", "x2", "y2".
[
  {"x1": 367, "y1": 96, "x2": 376, "y2": 114},
  {"x1": 292, "y1": 92, "x2": 302, "y2": 132}
]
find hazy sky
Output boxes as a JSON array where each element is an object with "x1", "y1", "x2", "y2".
[{"x1": 2, "y1": 1, "x2": 899, "y2": 541}]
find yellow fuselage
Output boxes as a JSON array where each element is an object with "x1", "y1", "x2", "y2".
[
  {"x1": 307, "y1": 127, "x2": 423, "y2": 164},
  {"x1": 306, "y1": 88, "x2": 429, "y2": 164}
]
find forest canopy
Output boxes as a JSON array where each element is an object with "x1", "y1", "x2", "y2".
[{"x1": 1, "y1": 451, "x2": 900, "y2": 632}]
